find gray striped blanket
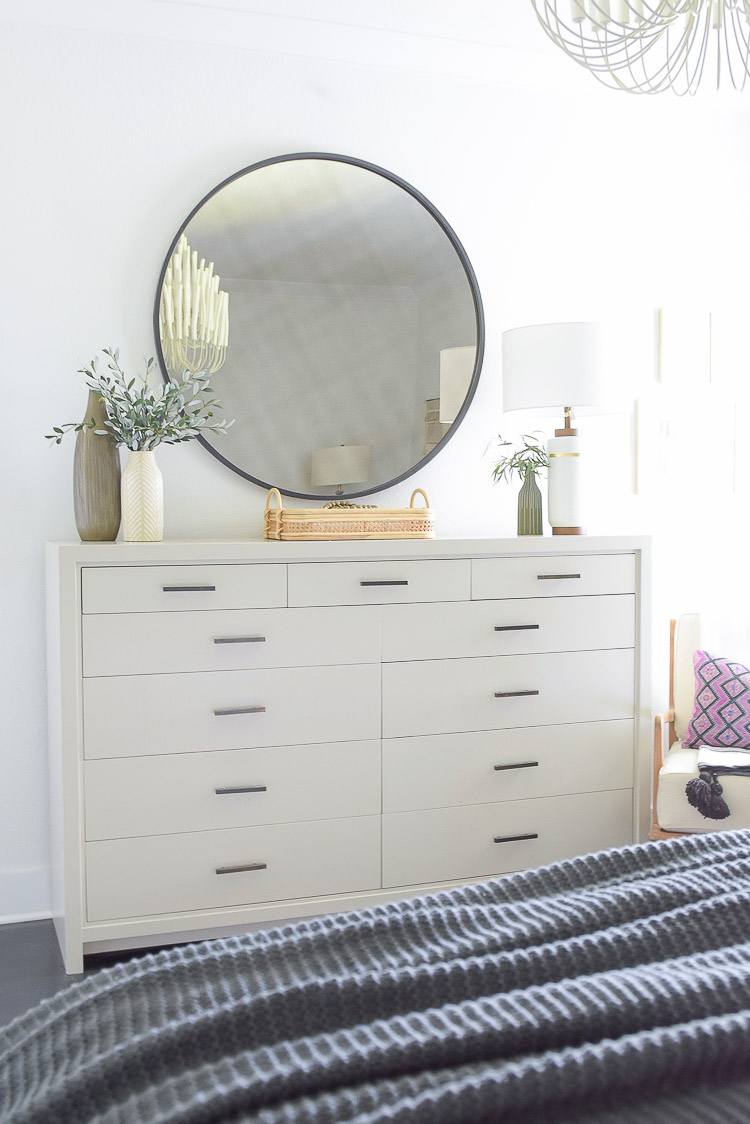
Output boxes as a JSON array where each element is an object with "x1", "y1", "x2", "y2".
[{"x1": 5, "y1": 830, "x2": 750, "y2": 1122}]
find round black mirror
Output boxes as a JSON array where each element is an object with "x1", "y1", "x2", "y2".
[{"x1": 154, "y1": 153, "x2": 484, "y2": 500}]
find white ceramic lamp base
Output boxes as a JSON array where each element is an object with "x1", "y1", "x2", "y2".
[{"x1": 547, "y1": 435, "x2": 584, "y2": 536}]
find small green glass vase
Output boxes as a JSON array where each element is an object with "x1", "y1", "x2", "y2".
[{"x1": 517, "y1": 471, "x2": 543, "y2": 536}]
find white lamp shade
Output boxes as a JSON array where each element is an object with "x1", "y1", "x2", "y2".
[
  {"x1": 310, "y1": 443, "x2": 372, "y2": 487},
  {"x1": 439, "y1": 345, "x2": 476, "y2": 424},
  {"x1": 502, "y1": 322, "x2": 619, "y2": 415}
]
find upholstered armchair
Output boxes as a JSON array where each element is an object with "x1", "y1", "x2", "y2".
[{"x1": 650, "y1": 614, "x2": 750, "y2": 839}]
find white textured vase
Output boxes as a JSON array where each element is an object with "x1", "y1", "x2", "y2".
[{"x1": 121, "y1": 450, "x2": 164, "y2": 542}]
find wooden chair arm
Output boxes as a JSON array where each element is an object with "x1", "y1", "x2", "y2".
[
  {"x1": 653, "y1": 710, "x2": 676, "y2": 769},
  {"x1": 652, "y1": 705, "x2": 679, "y2": 840},
  {"x1": 649, "y1": 619, "x2": 686, "y2": 841}
]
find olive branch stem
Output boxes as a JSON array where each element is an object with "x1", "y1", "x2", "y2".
[
  {"x1": 491, "y1": 434, "x2": 549, "y2": 485},
  {"x1": 46, "y1": 347, "x2": 233, "y2": 451}
]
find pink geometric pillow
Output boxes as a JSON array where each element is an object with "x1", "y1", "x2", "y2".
[{"x1": 683, "y1": 649, "x2": 750, "y2": 749}]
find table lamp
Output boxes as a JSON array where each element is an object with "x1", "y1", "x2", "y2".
[
  {"x1": 439, "y1": 345, "x2": 476, "y2": 424},
  {"x1": 310, "y1": 443, "x2": 372, "y2": 495},
  {"x1": 501, "y1": 322, "x2": 615, "y2": 535}
]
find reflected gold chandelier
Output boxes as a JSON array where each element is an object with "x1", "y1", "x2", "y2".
[
  {"x1": 159, "y1": 234, "x2": 229, "y2": 375},
  {"x1": 531, "y1": 1, "x2": 750, "y2": 94}
]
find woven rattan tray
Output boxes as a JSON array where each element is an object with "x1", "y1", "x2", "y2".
[{"x1": 263, "y1": 487, "x2": 435, "y2": 541}]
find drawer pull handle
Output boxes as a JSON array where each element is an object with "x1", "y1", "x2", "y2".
[
  {"x1": 494, "y1": 689, "x2": 539, "y2": 699},
  {"x1": 215, "y1": 862, "x2": 267, "y2": 875},
  {"x1": 213, "y1": 705, "x2": 266, "y2": 716},
  {"x1": 493, "y1": 761, "x2": 539, "y2": 772},
  {"x1": 493, "y1": 833, "x2": 539, "y2": 845},
  {"x1": 215, "y1": 785, "x2": 267, "y2": 795},
  {"x1": 494, "y1": 624, "x2": 539, "y2": 632},
  {"x1": 536, "y1": 573, "x2": 581, "y2": 581},
  {"x1": 162, "y1": 584, "x2": 217, "y2": 592},
  {"x1": 359, "y1": 580, "x2": 409, "y2": 587},
  {"x1": 213, "y1": 636, "x2": 266, "y2": 645}
]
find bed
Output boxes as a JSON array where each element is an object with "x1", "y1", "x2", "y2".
[{"x1": 4, "y1": 829, "x2": 750, "y2": 1123}]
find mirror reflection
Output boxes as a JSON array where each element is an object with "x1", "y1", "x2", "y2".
[{"x1": 155, "y1": 154, "x2": 483, "y2": 498}]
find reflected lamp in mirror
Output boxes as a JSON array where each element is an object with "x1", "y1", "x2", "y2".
[
  {"x1": 159, "y1": 234, "x2": 229, "y2": 375},
  {"x1": 311, "y1": 443, "x2": 372, "y2": 495},
  {"x1": 439, "y1": 345, "x2": 476, "y2": 424},
  {"x1": 501, "y1": 322, "x2": 619, "y2": 536}
]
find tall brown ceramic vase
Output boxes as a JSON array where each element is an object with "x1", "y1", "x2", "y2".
[{"x1": 73, "y1": 389, "x2": 121, "y2": 541}]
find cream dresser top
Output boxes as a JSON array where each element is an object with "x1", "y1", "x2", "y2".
[
  {"x1": 48, "y1": 535, "x2": 651, "y2": 566},
  {"x1": 49, "y1": 534, "x2": 650, "y2": 552}
]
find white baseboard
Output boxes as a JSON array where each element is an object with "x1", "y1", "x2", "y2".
[
  {"x1": 0, "y1": 867, "x2": 51, "y2": 925},
  {"x1": 0, "y1": 910, "x2": 51, "y2": 925}
]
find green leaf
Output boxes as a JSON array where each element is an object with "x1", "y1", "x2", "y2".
[{"x1": 45, "y1": 348, "x2": 233, "y2": 449}]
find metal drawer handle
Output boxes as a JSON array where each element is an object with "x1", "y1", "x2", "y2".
[
  {"x1": 493, "y1": 761, "x2": 539, "y2": 772},
  {"x1": 215, "y1": 862, "x2": 267, "y2": 875},
  {"x1": 213, "y1": 705, "x2": 266, "y2": 716},
  {"x1": 536, "y1": 573, "x2": 581, "y2": 581},
  {"x1": 493, "y1": 833, "x2": 539, "y2": 845},
  {"x1": 494, "y1": 624, "x2": 539, "y2": 632},
  {"x1": 359, "y1": 580, "x2": 409, "y2": 587},
  {"x1": 215, "y1": 785, "x2": 267, "y2": 795},
  {"x1": 162, "y1": 584, "x2": 216, "y2": 592},
  {"x1": 213, "y1": 636, "x2": 266, "y2": 645},
  {"x1": 494, "y1": 690, "x2": 539, "y2": 699}
]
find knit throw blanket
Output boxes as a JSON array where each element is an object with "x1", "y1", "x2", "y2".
[
  {"x1": 7, "y1": 832, "x2": 750, "y2": 1123},
  {"x1": 686, "y1": 747, "x2": 750, "y2": 820}
]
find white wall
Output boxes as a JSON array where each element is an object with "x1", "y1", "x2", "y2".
[{"x1": 2, "y1": 6, "x2": 750, "y2": 920}]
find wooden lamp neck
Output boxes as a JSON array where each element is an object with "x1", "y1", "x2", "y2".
[{"x1": 555, "y1": 405, "x2": 578, "y2": 437}]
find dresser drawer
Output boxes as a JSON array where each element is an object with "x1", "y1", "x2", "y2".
[
  {"x1": 471, "y1": 554, "x2": 635, "y2": 600},
  {"x1": 382, "y1": 595, "x2": 634, "y2": 662},
  {"x1": 382, "y1": 720, "x2": 634, "y2": 813},
  {"x1": 83, "y1": 663, "x2": 380, "y2": 759},
  {"x1": 86, "y1": 815, "x2": 381, "y2": 921},
  {"x1": 382, "y1": 789, "x2": 633, "y2": 888},
  {"x1": 82, "y1": 564, "x2": 286, "y2": 614},
  {"x1": 83, "y1": 605, "x2": 380, "y2": 677},
  {"x1": 382, "y1": 648, "x2": 634, "y2": 738},
  {"x1": 288, "y1": 559, "x2": 470, "y2": 607},
  {"x1": 85, "y1": 740, "x2": 381, "y2": 839}
]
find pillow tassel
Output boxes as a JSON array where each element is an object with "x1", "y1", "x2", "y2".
[{"x1": 685, "y1": 768, "x2": 731, "y2": 820}]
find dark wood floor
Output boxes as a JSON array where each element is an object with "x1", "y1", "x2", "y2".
[
  {"x1": 0, "y1": 918, "x2": 142, "y2": 1030},
  {"x1": 0, "y1": 915, "x2": 297, "y2": 1031}
]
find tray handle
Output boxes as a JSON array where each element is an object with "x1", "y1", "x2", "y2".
[
  {"x1": 410, "y1": 488, "x2": 430, "y2": 509},
  {"x1": 264, "y1": 487, "x2": 283, "y2": 514}
]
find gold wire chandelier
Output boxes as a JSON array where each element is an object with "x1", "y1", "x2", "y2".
[
  {"x1": 530, "y1": 1, "x2": 750, "y2": 94},
  {"x1": 159, "y1": 234, "x2": 229, "y2": 375}
]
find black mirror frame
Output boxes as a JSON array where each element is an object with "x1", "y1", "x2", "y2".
[{"x1": 153, "y1": 152, "x2": 485, "y2": 500}]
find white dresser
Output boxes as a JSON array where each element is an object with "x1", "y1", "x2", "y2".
[{"x1": 46, "y1": 536, "x2": 650, "y2": 972}]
